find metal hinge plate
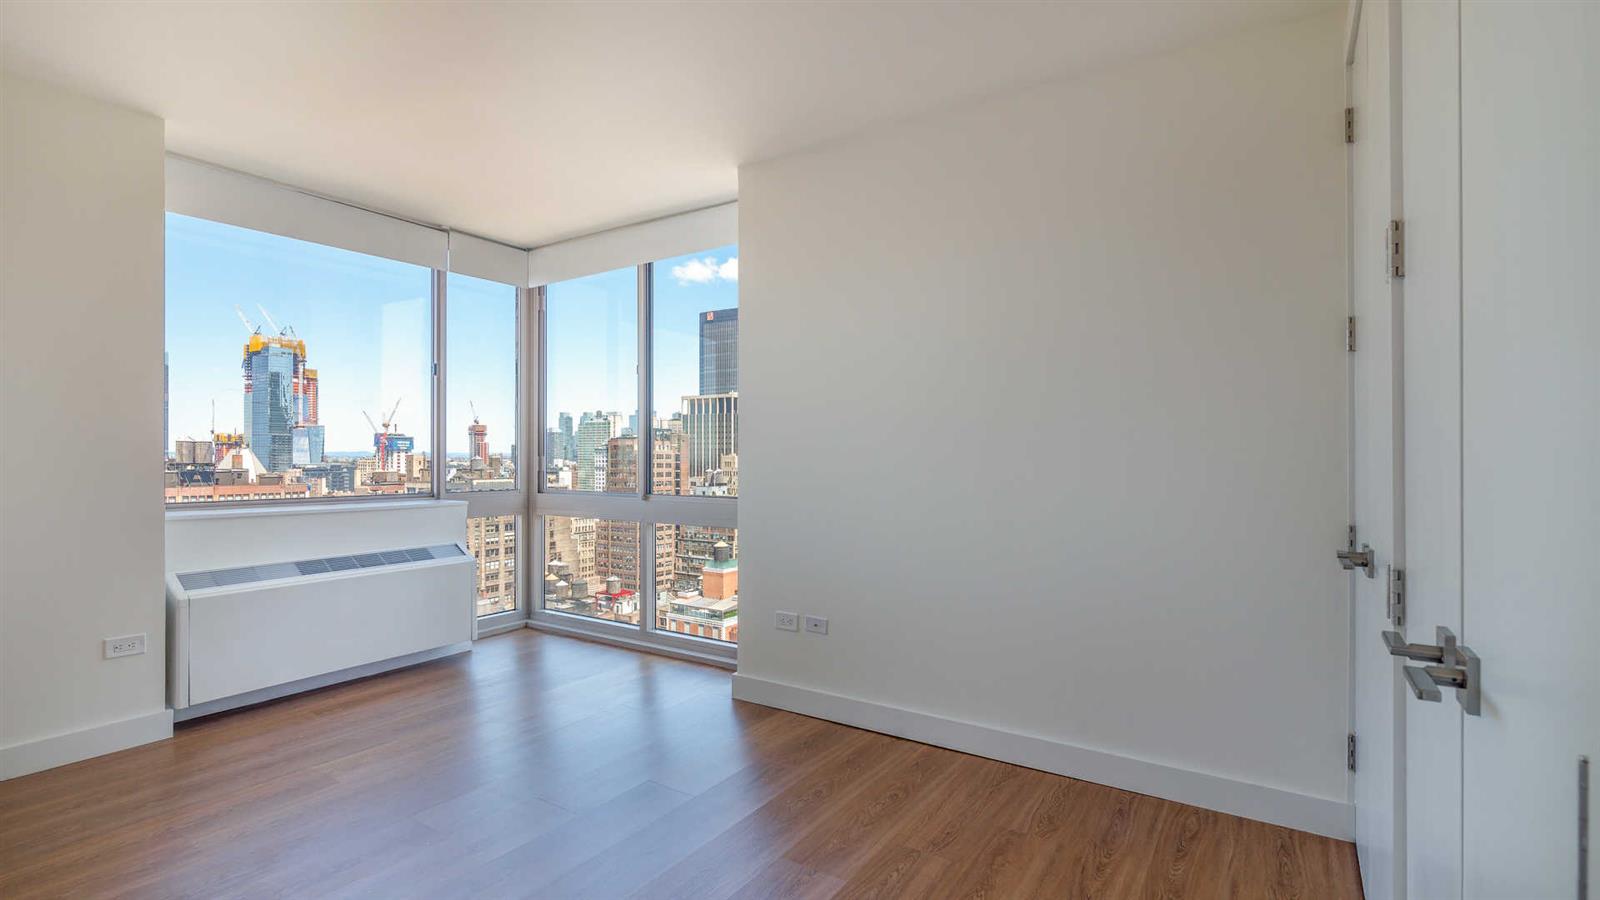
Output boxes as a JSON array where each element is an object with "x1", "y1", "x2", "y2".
[
  {"x1": 1345, "y1": 107, "x2": 1355, "y2": 144},
  {"x1": 1390, "y1": 219, "x2": 1406, "y2": 278},
  {"x1": 1348, "y1": 733, "x2": 1357, "y2": 772},
  {"x1": 1347, "y1": 316, "x2": 1356, "y2": 352},
  {"x1": 1387, "y1": 565, "x2": 1406, "y2": 626}
]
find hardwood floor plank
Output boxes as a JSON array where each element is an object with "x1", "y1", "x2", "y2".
[{"x1": 0, "y1": 631, "x2": 1363, "y2": 900}]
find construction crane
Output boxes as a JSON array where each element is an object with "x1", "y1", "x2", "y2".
[
  {"x1": 234, "y1": 305, "x2": 260, "y2": 334},
  {"x1": 469, "y1": 401, "x2": 480, "y2": 424},
  {"x1": 364, "y1": 399, "x2": 404, "y2": 470},
  {"x1": 255, "y1": 305, "x2": 281, "y2": 336}
]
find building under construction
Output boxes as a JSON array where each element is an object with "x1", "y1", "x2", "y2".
[{"x1": 241, "y1": 331, "x2": 323, "y2": 472}]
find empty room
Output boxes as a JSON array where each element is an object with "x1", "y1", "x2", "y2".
[{"x1": 0, "y1": 1, "x2": 1594, "y2": 897}]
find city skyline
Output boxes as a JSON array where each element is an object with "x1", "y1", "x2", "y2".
[{"x1": 167, "y1": 214, "x2": 734, "y2": 461}]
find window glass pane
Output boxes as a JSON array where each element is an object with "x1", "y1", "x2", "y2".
[
  {"x1": 651, "y1": 245, "x2": 738, "y2": 497},
  {"x1": 164, "y1": 213, "x2": 433, "y2": 503},
  {"x1": 468, "y1": 514, "x2": 519, "y2": 617},
  {"x1": 543, "y1": 268, "x2": 637, "y2": 492},
  {"x1": 543, "y1": 516, "x2": 640, "y2": 626},
  {"x1": 655, "y1": 526, "x2": 738, "y2": 644},
  {"x1": 446, "y1": 273, "x2": 517, "y2": 492}
]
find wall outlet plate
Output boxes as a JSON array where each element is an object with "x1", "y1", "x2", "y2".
[
  {"x1": 775, "y1": 611, "x2": 799, "y2": 632},
  {"x1": 104, "y1": 633, "x2": 146, "y2": 659},
  {"x1": 804, "y1": 615, "x2": 828, "y2": 635}
]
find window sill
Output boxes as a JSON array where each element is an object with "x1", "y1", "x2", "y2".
[{"x1": 165, "y1": 497, "x2": 468, "y2": 522}]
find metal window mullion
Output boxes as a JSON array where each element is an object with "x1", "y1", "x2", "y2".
[
  {"x1": 637, "y1": 263, "x2": 653, "y2": 633},
  {"x1": 535, "y1": 285, "x2": 548, "y2": 502},
  {"x1": 431, "y1": 267, "x2": 447, "y2": 500},
  {"x1": 640, "y1": 522, "x2": 655, "y2": 634},
  {"x1": 514, "y1": 285, "x2": 528, "y2": 497},
  {"x1": 531, "y1": 511, "x2": 546, "y2": 621},
  {"x1": 637, "y1": 263, "x2": 651, "y2": 501}
]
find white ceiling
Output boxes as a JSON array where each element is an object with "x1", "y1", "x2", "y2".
[{"x1": 0, "y1": 1, "x2": 1335, "y2": 248}]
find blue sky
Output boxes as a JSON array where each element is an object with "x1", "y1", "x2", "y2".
[
  {"x1": 166, "y1": 213, "x2": 734, "y2": 457},
  {"x1": 544, "y1": 243, "x2": 739, "y2": 430},
  {"x1": 540, "y1": 243, "x2": 732, "y2": 429}
]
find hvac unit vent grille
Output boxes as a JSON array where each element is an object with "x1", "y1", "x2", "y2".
[{"x1": 176, "y1": 544, "x2": 465, "y2": 592}]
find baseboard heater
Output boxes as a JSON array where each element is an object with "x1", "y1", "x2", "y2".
[{"x1": 167, "y1": 543, "x2": 475, "y2": 721}]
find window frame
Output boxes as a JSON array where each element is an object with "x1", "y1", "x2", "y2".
[
  {"x1": 456, "y1": 280, "x2": 533, "y2": 632},
  {"x1": 161, "y1": 216, "x2": 445, "y2": 512},
  {"x1": 531, "y1": 258, "x2": 738, "y2": 665},
  {"x1": 161, "y1": 209, "x2": 533, "y2": 630},
  {"x1": 160, "y1": 163, "x2": 734, "y2": 653}
]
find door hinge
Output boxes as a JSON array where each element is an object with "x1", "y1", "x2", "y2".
[
  {"x1": 1390, "y1": 219, "x2": 1406, "y2": 278},
  {"x1": 1346, "y1": 316, "x2": 1357, "y2": 352},
  {"x1": 1348, "y1": 732, "x2": 1357, "y2": 772},
  {"x1": 1387, "y1": 565, "x2": 1406, "y2": 626},
  {"x1": 1344, "y1": 107, "x2": 1355, "y2": 144}
]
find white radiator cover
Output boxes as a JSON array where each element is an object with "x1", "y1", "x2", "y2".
[{"x1": 168, "y1": 549, "x2": 474, "y2": 714}]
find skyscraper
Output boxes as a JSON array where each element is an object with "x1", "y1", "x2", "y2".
[
  {"x1": 558, "y1": 412, "x2": 574, "y2": 460},
  {"x1": 302, "y1": 368, "x2": 319, "y2": 424},
  {"x1": 681, "y1": 393, "x2": 737, "y2": 480},
  {"x1": 698, "y1": 307, "x2": 738, "y2": 394},
  {"x1": 468, "y1": 420, "x2": 488, "y2": 463},
  {"x1": 241, "y1": 334, "x2": 304, "y2": 472},
  {"x1": 575, "y1": 411, "x2": 621, "y2": 490}
]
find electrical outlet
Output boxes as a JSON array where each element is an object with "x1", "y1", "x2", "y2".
[
  {"x1": 775, "y1": 611, "x2": 799, "y2": 632},
  {"x1": 104, "y1": 633, "x2": 146, "y2": 659},
  {"x1": 804, "y1": 615, "x2": 829, "y2": 635}
]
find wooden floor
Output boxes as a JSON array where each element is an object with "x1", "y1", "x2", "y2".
[{"x1": 0, "y1": 631, "x2": 1361, "y2": 899}]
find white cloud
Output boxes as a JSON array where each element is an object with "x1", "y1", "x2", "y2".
[{"x1": 672, "y1": 255, "x2": 737, "y2": 286}]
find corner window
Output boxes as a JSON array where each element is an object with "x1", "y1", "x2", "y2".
[{"x1": 535, "y1": 244, "x2": 740, "y2": 654}]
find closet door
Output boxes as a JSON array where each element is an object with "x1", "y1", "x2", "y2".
[{"x1": 1459, "y1": 1, "x2": 1598, "y2": 896}]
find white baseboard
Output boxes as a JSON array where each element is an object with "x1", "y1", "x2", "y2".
[
  {"x1": 732, "y1": 674, "x2": 1353, "y2": 841},
  {"x1": 1, "y1": 708, "x2": 174, "y2": 781}
]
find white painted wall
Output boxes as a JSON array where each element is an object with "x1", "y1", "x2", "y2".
[
  {"x1": 735, "y1": 12, "x2": 1351, "y2": 834},
  {"x1": 1, "y1": 73, "x2": 169, "y2": 778}
]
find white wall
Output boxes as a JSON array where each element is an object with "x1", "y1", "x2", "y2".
[
  {"x1": 1, "y1": 73, "x2": 169, "y2": 778},
  {"x1": 735, "y1": 12, "x2": 1351, "y2": 836}
]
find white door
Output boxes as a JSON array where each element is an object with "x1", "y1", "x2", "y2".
[
  {"x1": 1458, "y1": 1, "x2": 1599, "y2": 896},
  {"x1": 1348, "y1": 2, "x2": 1406, "y2": 898},
  {"x1": 1397, "y1": 1, "x2": 1464, "y2": 897}
]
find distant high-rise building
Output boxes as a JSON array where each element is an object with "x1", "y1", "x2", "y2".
[
  {"x1": 682, "y1": 393, "x2": 737, "y2": 479},
  {"x1": 575, "y1": 411, "x2": 621, "y2": 490},
  {"x1": 559, "y1": 412, "x2": 574, "y2": 459},
  {"x1": 300, "y1": 462, "x2": 356, "y2": 494},
  {"x1": 466, "y1": 515, "x2": 518, "y2": 617},
  {"x1": 291, "y1": 424, "x2": 325, "y2": 466},
  {"x1": 375, "y1": 432, "x2": 415, "y2": 472},
  {"x1": 302, "y1": 368, "x2": 319, "y2": 424},
  {"x1": 698, "y1": 308, "x2": 738, "y2": 394},
  {"x1": 212, "y1": 431, "x2": 245, "y2": 463},
  {"x1": 241, "y1": 334, "x2": 306, "y2": 472},
  {"x1": 468, "y1": 420, "x2": 488, "y2": 463},
  {"x1": 543, "y1": 427, "x2": 559, "y2": 465}
]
